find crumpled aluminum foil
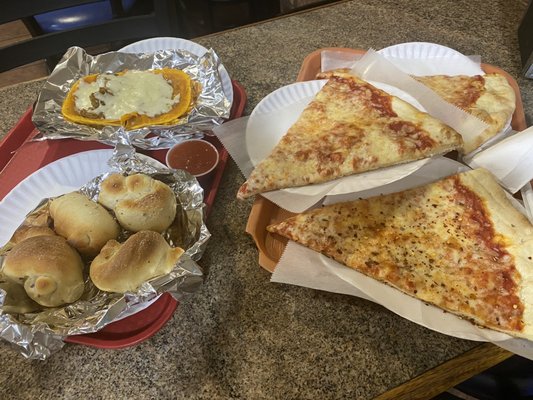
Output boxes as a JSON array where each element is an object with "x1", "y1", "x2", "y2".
[
  {"x1": 32, "y1": 46, "x2": 231, "y2": 149},
  {"x1": 0, "y1": 145, "x2": 207, "y2": 359}
]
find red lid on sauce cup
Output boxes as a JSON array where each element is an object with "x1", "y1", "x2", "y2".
[{"x1": 165, "y1": 139, "x2": 220, "y2": 177}]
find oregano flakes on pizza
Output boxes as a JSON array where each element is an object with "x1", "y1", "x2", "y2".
[
  {"x1": 267, "y1": 168, "x2": 533, "y2": 339},
  {"x1": 237, "y1": 73, "x2": 462, "y2": 200}
]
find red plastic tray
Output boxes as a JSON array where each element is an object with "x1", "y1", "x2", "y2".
[{"x1": 0, "y1": 80, "x2": 246, "y2": 349}]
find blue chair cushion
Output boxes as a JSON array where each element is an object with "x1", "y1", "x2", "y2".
[{"x1": 34, "y1": 1, "x2": 137, "y2": 33}]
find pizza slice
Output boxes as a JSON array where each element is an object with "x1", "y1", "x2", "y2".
[
  {"x1": 267, "y1": 168, "x2": 533, "y2": 339},
  {"x1": 414, "y1": 74, "x2": 516, "y2": 154},
  {"x1": 237, "y1": 73, "x2": 462, "y2": 199},
  {"x1": 318, "y1": 70, "x2": 516, "y2": 154}
]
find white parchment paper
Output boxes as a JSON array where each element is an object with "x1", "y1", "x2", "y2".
[{"x1": 467, "y1": 126, "x2": 533, "y2": 194}]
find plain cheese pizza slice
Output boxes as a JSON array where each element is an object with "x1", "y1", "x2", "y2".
[
  {"x1": 237, "y1": 73, "x2": 462, "y2": 199},
  {"x1": 415, "y1": 74, "x2": 516, "y2": 154},
  {"x1": 267, "y1": 168, "x2": 533, "y2": 340}
]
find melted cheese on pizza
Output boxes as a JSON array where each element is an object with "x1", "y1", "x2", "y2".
[
  {"x1": 268, "y1": 169, "x2": 533, "y2": 337},
  {"x1": 237, "y1": 73, "x2": 462, "y2": 199}
]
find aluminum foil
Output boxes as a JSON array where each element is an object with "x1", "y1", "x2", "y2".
[
  {"x1": 32, "y1": 46, "x2": 231, "y2": 149},
  {"x1": 0, "y1": 146, "x2": 207, "y2": 359}
]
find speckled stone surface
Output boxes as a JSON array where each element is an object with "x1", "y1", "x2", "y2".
[{"x1": 0, "y1": 1, "x2": 532, "y2": 399}]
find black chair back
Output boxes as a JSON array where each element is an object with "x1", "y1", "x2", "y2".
[{"x1": 1, "y1": 0, "x2": 181, "y2": 73}]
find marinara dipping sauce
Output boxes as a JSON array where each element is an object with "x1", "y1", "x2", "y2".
[{"x1": 166, "y1": 139, "x2": 219, "y2": 177}]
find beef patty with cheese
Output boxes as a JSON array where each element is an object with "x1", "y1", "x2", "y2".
[{"x1": 61, "y1": 68, "x2": 197, "y2": 130}]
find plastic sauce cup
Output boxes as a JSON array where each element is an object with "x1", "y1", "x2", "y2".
[{"x1": 165, "y1": 139, "x2": 220, "y2": 177}]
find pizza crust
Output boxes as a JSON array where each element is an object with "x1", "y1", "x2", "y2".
[
  {"x1": 468, "y1": 74, "x2": 516, "y2": 152},
  {"x1": 460, "y1": 169, "x2": 533, "y2": 339}
]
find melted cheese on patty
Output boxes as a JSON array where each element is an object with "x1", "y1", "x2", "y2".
[{"x1": 74, "y1": 70, "x2": 181, "y2": 119}]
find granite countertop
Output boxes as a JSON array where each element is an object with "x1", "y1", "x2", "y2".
[{"x1": 1, "y1": 1, "x2": 532, "y2": 399}]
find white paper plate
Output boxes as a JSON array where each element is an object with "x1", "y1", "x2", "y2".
[
  {"x1": 0, "y1": 149, "x2": 164, "y2": 246},
  {"x1": 378, "y1": 42, "x2": 484, "y2": 76},
  {"x1": 379, "y1": 42, "x2": 468, "y2": 59},
  {"x1": 245, "y1": 79, "x2": 428, "y2": 199},
  {"x1": 119, "y1": 37, "x2": 233, "y2": 105}
]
